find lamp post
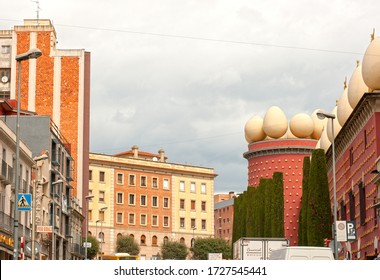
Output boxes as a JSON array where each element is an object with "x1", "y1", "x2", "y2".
[
  {"x1": 31, "y1": 154, "x2": 48, "y2": 260},
  {"x1": 95, "y1": 220, "x2": 100, "y2": 260},
  {"x1": 317, "y1": 109, "x2": 338, "y2": 260},
  {"x1": 191, "y1": 226, "x2": 196, "y2": 247},
  {"x1": 13, "y1": 48, "x2": 42, "y2": 260},
  {"x1": 99, "y1": 206, "x2": 107, "y2": 260},
  {"x1": 84, "y1": 195, "x2": 94, "y2": 260}
]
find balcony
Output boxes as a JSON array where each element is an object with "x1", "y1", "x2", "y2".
[
  {"x1": 71, "y1": 242, "x2": 85, "y2": 258},
  {"x1": 0, "y1": 159, "x2": 13, "y2": 185}
]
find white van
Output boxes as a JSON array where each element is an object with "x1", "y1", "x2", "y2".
[{"x1": 268, "y1": 246, "x2": 334, "y2": 260}]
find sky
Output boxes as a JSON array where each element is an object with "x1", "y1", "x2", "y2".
[{"x1": 1, "y1": 0, "x2": 379, "y2": 194}]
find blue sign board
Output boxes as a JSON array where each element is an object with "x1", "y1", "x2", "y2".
[{"x1": 17, "y1": 193, "x2": 32, "y2": 211}]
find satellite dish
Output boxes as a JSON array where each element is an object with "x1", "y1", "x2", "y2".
[{"x1": 25, "y1": 241, "x2": 40, "y2": 255}]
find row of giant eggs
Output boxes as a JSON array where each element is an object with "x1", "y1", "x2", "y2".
[{"x1": 244, "y1": 106, "x2": 327, "y2": 143}]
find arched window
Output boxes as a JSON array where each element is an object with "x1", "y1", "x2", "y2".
[
  {"x1": 129, "y1": 234, "x2": 134, "y2": 239},
  {"x1": 117, "y1": 233, "x2": 122, "y2": 239},
  {"x1": 141, "y1": 235, "x2": 146, "y2": 245},
  {"x1": 180, "y1": 237, "x2": 185, "y2": 244},
  {"x1": 152, "y1": 236, "x2": 158, "y2": 246},
  {"x1": 88, "y1": 231, "x2": 92, "y2": 236},
  {"x1": 163, "y1": 236, "x2": 169, "y2": 245},
  {"x1": 99, "y1": 232, "x2": 104, "y2": 243}
]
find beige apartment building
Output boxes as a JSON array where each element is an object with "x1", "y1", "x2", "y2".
[{"x1": 88, "y1": 146, "x2": 217, "y2": 260}]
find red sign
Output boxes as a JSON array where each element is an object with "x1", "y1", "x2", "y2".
[{"x1": 37, "y1": 226, "x2": 52, "y2": 233}]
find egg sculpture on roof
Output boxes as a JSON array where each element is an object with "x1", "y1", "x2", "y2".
[
  {"x1": 244, "y1": 116, "x2": 266, "y2": 143},
  {"x1": 326, "y1": 106, "x2": 342, "y2": 142},
  {"x1": 289, "y1": 113, "x2": 314, "y2": 138},
  {"x1": 337, "y1": 85, "x2": 353, "y2": 127},
  {"x1": 310, "y1": 109, "x2": 326, "y2": 140},
  {"x1": 263, "y1": 106, "x2": 288, "y2": 139},
  {"x1": 362, "y1": 36, "x2": 380, "y2": 91},
  {"x1": 319, "y1": 126, "x2": 331, "y2": 152},
  {"x1": 348, "y1": 61, "x2": 368, "y2": 108}
]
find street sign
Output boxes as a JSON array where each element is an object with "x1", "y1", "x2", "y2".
[
  {"x1": 25, "y1": 241, "x2": 40, "y2": 255},
  {"x1": 37, "y1": 226, "x2": 52, "y2": 233},
  {"x1": 83, "y1": 242, "x2": 92, "y2": 248},
  {"x1": 346, "y1": 221, "x2": 357, "y2": 241},
  {"x1": 17, "y1": 193, "x2": 32, "y2": 211}
]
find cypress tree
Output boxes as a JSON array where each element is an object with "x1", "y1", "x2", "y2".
[
  {"x1": 307, "y1": 149, "x2": 332, "y2": 246},
  {"x1": 272, "y1": 172, "x2": 284, "y2": 237},
  {"x1": 263, "y1": 178, "x2": 273, "y2": 237},
  {"x1": 298, "y1": 156, "x2": 310, "y2": 245},
  {"x1": 256, "y1": 183, "x2": 265, "y2": 237},
  {"x1": 246, "y1": 187, "x2": 256, "y2": 236}
]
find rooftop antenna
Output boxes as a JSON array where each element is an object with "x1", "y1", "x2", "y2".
[{"x1": 31, "y1": 0, "x2": 41, "y2": 25}]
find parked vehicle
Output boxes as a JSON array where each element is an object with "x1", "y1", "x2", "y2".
[
  {"x1": 233, "y1": 238, "x2": 289, "y2": 260},
  {"x1": 268, "y1": 246, "x2": 334, "y2": 260}
]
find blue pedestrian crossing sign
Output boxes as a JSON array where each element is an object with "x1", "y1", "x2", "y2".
[{"x1": 17, "y1": 193, "x2": 32, "y2": 211}]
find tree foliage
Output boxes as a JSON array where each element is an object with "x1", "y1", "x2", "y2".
[
  {"x1": 271, "y1": 172, "x2": 284, "y2": 237},
  {"x1": 116, "y1": 235, "x2": 140, "y2": 256},
  {"x1": 307, "y1": 149, "x2": 332, "y2": 246},
  {"x1": 85, "y1": 235, "x2": 99, "y2": 260},
  {"x1": 298, "y1": 156, "x2": 310, "y2": 245},
  {"x1": 161, "y1": 240, "x2": 188, "y2": 260},
  {"x1": 191, "y1": 237, "x2": 231, "y2": 260}
]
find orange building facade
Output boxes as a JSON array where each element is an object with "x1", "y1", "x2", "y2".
[{"x1": 3, "y1": 19, "x2": 91, "y2": 206}]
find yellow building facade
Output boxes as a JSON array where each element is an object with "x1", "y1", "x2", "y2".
[{"x1": 88, "y1": 147, "x2": 216, "y2": 260}]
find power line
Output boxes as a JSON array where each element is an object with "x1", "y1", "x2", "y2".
[{"x1": 0, "y1": 18, "x2": 365, "y2": 56}]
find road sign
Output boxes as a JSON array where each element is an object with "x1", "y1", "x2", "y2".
[
  {"x1": 17, "y1": 193, "x2": 32, "y2": 211},
  {"x1": 346, "y1": 221, "x2": 357, "y2": 241},
  {"x1": 83, "y1": 242, "x2": 92, "y2": 248}
]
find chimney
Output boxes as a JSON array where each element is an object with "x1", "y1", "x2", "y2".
[
  {"x1": 132, "y1": 145, "x2": 139, "y2": 159},
  {"x1": 158, "y1": 148, "x2": 165, "y2": 162},
  {"x1": 229, "y1": 191, "x2": 235, "y2": 199}
]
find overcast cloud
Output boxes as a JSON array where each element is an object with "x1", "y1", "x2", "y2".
[{"x1": 1, "y1": 0, "x2": 379, "y2": 194}]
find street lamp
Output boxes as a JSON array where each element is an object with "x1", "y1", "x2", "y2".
[
  {"x1": 191, "y1": 226, "x2": 196, "y2": 247},
  {"x1": 317, "y1": 109, "x2": 338, "y2": 260},
  {"x1": 13, "y1": 48, "x2": 42, "y2": 260},
  {"x1": 84, "y1": 195, "x2": 94, "y2": 260},
  {"x1": 31, "y1": 154, "x2": 48, "y2": 260},
  {"x1": 99, "y1": 206, "x2": 107, "y2": 260},
  {"x1": 95, "y1": 220, "x2": 100, "y2": 260}
]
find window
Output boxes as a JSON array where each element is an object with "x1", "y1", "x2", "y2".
[
  {"x1": 117, "y1": 173, "x2": 123, "y2": 184},
  {"x1": 349, "y1": 147, "x2": 354, "y2": 166},
  {"x1": 116, "y1": 212, "x2": 123, "y2": 224},
  {"x1": 116, "y1": 192, "x2": 123, "y2": 204},
  {"x1": 163, "y1": 236, "x2": 169, "y2": 245},
  {"x1": 152, "y1": 236, "x2": 158, "y2": 246},
  {"x1": 180, "y1": 199, "x2": 185, "y2": 210},
  {"x1": 179, "y1": 181, "x2": 185, "y2": 192},
  {"x1": 140, "y1": 195, "x2": 147, "y2": 206},
  {"x1": 129, "y1": 194, "x2": 135, "y2": 205},
  {"x1": 99, "y1": 191, "x2": 105, "y2": 203},
  {"x1": 89, "y1": 170, "x2": 93, "y2": 181},
  {"x1": 340, "y1": 200, "x2": 346, "y2": 220},
  {"x1": 180, "y1": 217, "x2": 185, "y2": 228},
  {"x1": 99, "y1": 210, "x2": 105, "y2": 221},
  {"x1": 191, "y1": 218, "x2": 196, "y2": 228},
  {"x1": 129, "y1": 174, "x2": 135, "y2": 185},
  {"x1": 359, "y1": 182, "x2": 366, "y2": 225},
  {"x1": 152, "y1": 177, "x2": 158, "y2": 188},
  {"x1": 99, "y1": 171, "x2": 105, "y2": 182},
  {"x1": 152, "y1": 196, "x2": 158, "y2": 207},
  {"x1": 201, "y1": 220, "x2": 206, "y2": 230},
  {"x1": 88, "y1": 210, "x2": 92, "y2": 221},
  {"x1": 1, "y1": 45, "x2": 10, "y2": 54},
  {"x1": 180, "y1": 237, "x2": 185, "y2": 245},
  {"x1": 191, "y1": 200, "x2": 195, "y2": 210},
  {"x1": 140, "y1": 214, "x2": 147, "y2": 225},
  {"x1": 190, "y1": 182, "x2": 196, "y2": 193},
  {"x1": 201, "y1": 183, "x2": 206, "y2": 194},
  {"x1": 201, "y1": 201, "x2": 206, "y2": 211},
  {"x1": 152, "y1": 215, "x2": 158, "y2": 226},
  {"x1": 140, "y1": 176, "x2": 147, "y2": 187},
  {"x1": 163, "y1": 179, "x2": 169, "y2": 190},
  {"x1": 140, "y1": 235, "x2": 146, "y2": 245},
  {"x1": 349, "y1": 191, "x2": 355, "y2": 221},
  {"x1": 163, "y1": 197, "x2": 169, "y2": 208},
  {"x1": 128, "y1": 213, "x2": 135, "y2": 225},
  {"x1": 163, "y1": 216, "x2": 169, "y2": 227}
]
